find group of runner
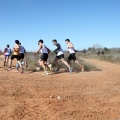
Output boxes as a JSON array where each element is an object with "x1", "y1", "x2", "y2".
[
  {"x1": 3, "y1": 39, "x2": 84, "y2": 75},
  {"x1": 3, "y1": 40, "x2": 26, "y2": 73},
  {"x1": 34, "y1": 39, "x2": 84, "y2": 75}
]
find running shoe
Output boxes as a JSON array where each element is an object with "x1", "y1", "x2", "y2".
[
  {"x1": 43, "y1": 71, "x2": 49, "y2": 76},
  {"x1": 48, "y1": 64, "x2": 52, "y2": 71}
]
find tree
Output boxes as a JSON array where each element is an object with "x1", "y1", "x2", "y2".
[{"x1": 104, "y1": 47, "x2": 109, "y2": 51}]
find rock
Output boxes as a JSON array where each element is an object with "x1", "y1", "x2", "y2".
[{"x1": 57, "y1": 96, "x2": 61, "y2": 100}]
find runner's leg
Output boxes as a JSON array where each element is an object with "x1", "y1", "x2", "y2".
[
  {"x1": 6, "y1": 56, "x2": 9, "y2": 65},
  {"x1": 40, "y1": 60, "x2": 47, "y2": 71},
  {"x1": 8, "y1": 59, "x2": 12, "y2": 68},
  {"x1": 74, "y1": 60, "x2": 84, "y2": 71},
  {"x1": 4, "y1": 56, "x2": 6, "y2": 66},
  {"x1": 17, "y1": 60, "x2": 24, "y2": 73},
  {"x1": 61, "y1": 58, "x2": 71, "y2": 69}
]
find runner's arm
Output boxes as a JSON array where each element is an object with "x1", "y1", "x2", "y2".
[
  {"x1": 54, "y1": 44, "x2": 60, "y2": 53},
  {"x1": 34, "y1": 45, "x2": 42, "y2": 55},
  {"x1": 68, "y1": 43, "x2": 74, "y2": 48}
]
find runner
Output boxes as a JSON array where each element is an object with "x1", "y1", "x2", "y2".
[
  {"x1": 8, "y1": 40, "x2": 24, "y2": 73},
  {"x1": 4, "y1": 45, "x2": 11, "y2": 66},
  {"x1": 34, "y1": 40, "x2": 49, "y2": 75},
  {"x1": 16, "y1": 43, "x2": 27, "y2": 70},
  {"x1": 52, "y1": 39, "x2": 72, "y2": 73},
  {"x1": 65, "y1": 39, "x2": 84, "y2": 71},
  {"x1": 38, "y1": 54, "x2": 52, "y2": 71}
]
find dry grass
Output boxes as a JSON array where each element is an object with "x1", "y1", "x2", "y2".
[
  {"x1": 24, "y1": 52, "x2": 98, "y2": 72},
  {"x1": 97, "y1": 54, "x2": 120, "y2": 64},
  {"x1": 77, "y1": 49, "x2": 120, "y2": 64}
]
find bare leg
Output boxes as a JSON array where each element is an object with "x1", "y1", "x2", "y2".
[
  {"x1": 74, "y1": 60, "x2": 84, "y2": 71},
  {"x1": 40, "y1": 61, "x2": 46, "y2": 72},
  {"x1": 4, "y1": 57, "x2": 6, "y2": 66},
  {"x1": 61, "y1": 58, "x2": 70, "y2": 69},
  {"x1": 21, "y1": 59, "x2": 24, "y2": 69},
  {"x1": 8, "y1": 59, "x2": 12, "y2": 68},
  {"x1": 6, "y1": 56, "x2": 9, "y2": 66},
  {"x1": 38, "y1": 59, "x2": 43, "y2": 68},
  {"x1": 17, "y1": 61, "x2": 24, "y2": 73},
  {"x1": 44, "y1": 62, "x2": 49, "y2": 71}
]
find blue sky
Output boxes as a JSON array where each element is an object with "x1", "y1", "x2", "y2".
[{"x1": 0, "y1": 0, "x2": 120, "y2": 51}]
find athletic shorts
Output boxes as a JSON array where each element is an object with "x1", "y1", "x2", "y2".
[
  {"x1": 68, "y1": 53, "x2": 76, "y2": 61},
  {"x1": 40, "y1": 53, "x2": 48, "y2": 61},
  {"x1": 20, "y1": 53, "x2": 24, "y2": 59},
  {"x1": 11, "y1": 55, "x2": 20, "y2": 61},
  {"x1": 56, "y1": 54, "x2": 64, "y2": 59},
  {"x1": 4, "y1": 55, "x2": 10, "y2": 57}
]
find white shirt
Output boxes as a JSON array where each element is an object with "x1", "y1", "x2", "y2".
[
  {"x1": 4, "y1": 48, "x2": 11, "y2": 55},
  {"x1": 40, "y1": 44, "x2": 48, "y2": 54},
  {"x1": 68, "y1": 47, "x2": 75, "y2": 54}
]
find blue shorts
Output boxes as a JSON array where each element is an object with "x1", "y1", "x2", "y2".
[{"x1": 4, "y1": 55, "x2": 10, "y2": 57}]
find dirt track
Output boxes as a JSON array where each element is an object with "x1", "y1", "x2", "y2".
[{"x1": 0, "y1": 56, "x2": 120, "y2": 120}]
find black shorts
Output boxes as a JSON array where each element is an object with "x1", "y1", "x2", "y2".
[
  {"x1": 56, "y1": 54, "x2": 64, "y2": 59},
  {"x1": 68, "y1": 53, "x2": 76, "y2": 61},
  {"x1": 40, "y1": 53, "x2": 48, "y2": 61},
  {"x1": 11, "y1": 55, "x2": 20, "y2": 61},
  {"x1": 20, "y1": 53, "x2": 24, "y2": 59}
]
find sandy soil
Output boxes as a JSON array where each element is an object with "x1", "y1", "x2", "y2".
[{"x1": 0, "y1": 55, "x2": 120, "y2": 120}]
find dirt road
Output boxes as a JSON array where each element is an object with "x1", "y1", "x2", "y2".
[{"x1": 0, "y1": 56, "x2": 120, "y2": 120}]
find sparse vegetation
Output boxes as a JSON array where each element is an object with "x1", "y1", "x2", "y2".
[
  {"x1": 24, "y1": 52, "x2": 98, "y2": 72},
  {"x1": 78, "y1": 48, "x2": 120, "y2": 64}
]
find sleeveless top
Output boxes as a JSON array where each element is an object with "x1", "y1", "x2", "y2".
[
  {"x1": 20, "y1": 46, "x2": 25, "y2": 54},
  {"x1": 4, "y1": 48, "x2": 11, "y2": 55},
  {"x1": 68, "y1": 47, "x2": 75, "y2": 54},
  {"x1": 40, "y1": 44, "x2": 48, "y2": 54},
  {"x1": 56, "y1": 44, "x2": 64, "y2": 56}
]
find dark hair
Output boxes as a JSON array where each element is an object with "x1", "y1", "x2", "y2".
[
  {"x1": 65, "y1": 39, "x2": 70, "y2": 42},
  {"x1": 15, "y1": 40, "x2": 20, "y2": 44},
  {"x1": 38, "y1": 39, "x2": 43, "y2": 44},
  {"x1": 7, "y1": 45, "x2": 9, "y2": 48},
  {"x1": 52, "y1": 39, "x2": 57, "y2": 43},
  {"x1": 19, "y1": 43, "x2": 21, "y2": 45}
]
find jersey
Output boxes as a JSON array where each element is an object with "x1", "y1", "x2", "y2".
[
  {"x1": 40, "y1": 44, "x2": 48, "y2": 54},
  {"x1": 68, "y1": 47, "x2": 75, "y2": 54},
  {"x1": 68, "y1": 43, "x2": 76, "y2": 54},
  {"x1": 4, "y1": 48, "x2": 11, "y2": 55},
  {"x1": 55, "y1": 43, "x2": 64, "y2": 56},
  {"x1": 20, "y1": 46, "x2": 25, "y2": 54}
]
